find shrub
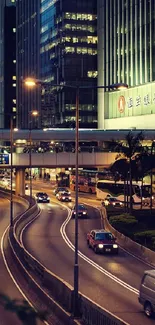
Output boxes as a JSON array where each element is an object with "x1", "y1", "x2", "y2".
[
  {"x1": 134, "y1": 230, "x2": 155, "y2": 249},
  {"x1": 109, "y1": 213, "x2": 138, "y2": 237}
]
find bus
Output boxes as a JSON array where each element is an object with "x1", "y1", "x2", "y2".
[
  {"x1": 70, "y1": 169, "x2": 113, "y2": 194},
  {"x1": 96, "y1": 179, "x2": 152, "y2": 204}
]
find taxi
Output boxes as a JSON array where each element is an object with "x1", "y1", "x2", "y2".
[{"x1": 87, "y1": 229, "x2": 118, "y2": 254}]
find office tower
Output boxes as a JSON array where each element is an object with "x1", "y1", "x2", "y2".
[
  {"x1": 40, "y1": 0, "x2": 97, "y2": 128},
  {"x1": 98, "y1": 0, "x2": 155, "y2": 129},
  {"x1": 16, "y1": 0, "x2": 40, "y2": 129},
  {"x1": 0, "y1": 0, "x2": 16, "y2": 128}
]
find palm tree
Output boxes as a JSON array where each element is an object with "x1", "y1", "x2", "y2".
[{"x1": 113, "y1": 131, "x2": 144, "y2": 214}]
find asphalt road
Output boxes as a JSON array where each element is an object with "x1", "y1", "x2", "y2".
[
  {"x1": 0, "y1": 195, "x2": 27, "y2": 325},
  {"x1": 21, "y1": 182, "x2": 155, "y2": 325}
]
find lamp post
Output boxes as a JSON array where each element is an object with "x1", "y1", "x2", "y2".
[
  {"x1": 29, "y1": 110, "x2": 39, "y2": 205},
  {"x1": 24, "y1": 78, "x2": 128, "y2": 316}
]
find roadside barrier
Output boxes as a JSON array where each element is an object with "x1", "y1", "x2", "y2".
[
  {"x1": 7, "y1": 196, "x2": 129, "y2": 325},
  {"x1": 101, "y1": 207, "x2": 155, "y2": 267}
]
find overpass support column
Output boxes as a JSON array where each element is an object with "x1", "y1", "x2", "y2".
[{"x1": 15, "y1": 168, "x2": 25, "y2": 196}]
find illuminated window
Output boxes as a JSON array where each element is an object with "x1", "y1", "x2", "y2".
[
  {"x1": 87, "y1": 36, "x2": 98, "y2": 44},
  {"x1": 65, "y1": 47, "x2": 75, "y2": 53},
  {"x1": 13, "y1": 60, "x2": 16, "y2": 63},
  {"x1": 13, "y1": 99, "x2": 16, "y2": 104},
  {"x1": 12, "y1": 76, "x2": 16, "y2": 80},
  {"x1": 87, "y1": 71, "x2": 98, "y2": 78},
  {"x1": 12, "y1": 83, "x2": 16, "y2": 87},
  {"x1": 13, "y1": 28, "x2": 16, "y2": 33},
  {"x1": 12, "y1": 107, "x2": 16, "y2": 112}
]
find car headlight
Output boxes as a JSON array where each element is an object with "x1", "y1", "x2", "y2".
[
  {"x1": 73, "y1": 211, "x2": 76, "y2": 214},
  {"x1": 68, "y1": 191, "x2": 71, "y2": 195},
  {"x1": 62, "y1": 197, "x2": 65, "y2": 199},
  {"x1": 120, "y1": 202, "x2": 123, "y2": 205},
  {"x1": 69, "y1": 196, "x2": 71, "y2": 199},
  {"x1": 113, "y1": 244, "x2": 118, "y2": 248},
  {"x1": 152, "y1": 196, "x2": 154, "y2": 199},
  {"x1": 83, "y1": 211, "x2": 87, "y2": 214},
  {"x1": 38, "y1": 197, "x2": 43, "y2": 200},
  {"x1": 113, "y1": 202, "x2": 116, "y2": 206},
  {"x1": 98, "y1": 244, "x2": 104, "y2": 249},
  {"x1": 142, "y1": 197, "x2": 145, "y2": 200}
]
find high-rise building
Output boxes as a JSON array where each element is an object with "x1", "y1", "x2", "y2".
[
  {"x1": 40, "y1": 0, "x2": 97, "y2": 128},
  {"x1": 0, "y1": 0, "x2": 16, "y2": 128},
  {"x1": 16, "y1": 0, "x2": 41, "y2": 129},
  {"x1": 98, "y1": 0, "x2": 155, "y2": 129}
]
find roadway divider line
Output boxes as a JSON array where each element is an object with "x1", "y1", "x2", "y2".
[
  {"x1": 60, "y1": 205, "x2": 139, "y2": 295},
  {"x1": 19, "y1": 201, "x2": 130, "y2": 325}
]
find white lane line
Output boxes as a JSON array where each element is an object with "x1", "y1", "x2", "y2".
[
  {"x1": 60, "y1": 206, "x2": 139, "y2": 295},
  {"x1": 1, "y1": 224, "x2": 49, "y2": 325}
]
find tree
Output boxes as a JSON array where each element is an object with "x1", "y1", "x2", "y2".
[{"x1": 113, "y1": 131, "x2": 144, "y2": 214}]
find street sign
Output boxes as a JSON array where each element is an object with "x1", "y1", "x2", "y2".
[{"x1": 0, "y1": 154, "x2": 9, "y2": 165}]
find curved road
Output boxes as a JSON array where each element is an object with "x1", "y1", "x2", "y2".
[
  {"x1": 0, "y1": 195, "x2": 30, "y2": 325},
  {"x1": 21, "y1": 184, "x2": 155, "y2": 325}
]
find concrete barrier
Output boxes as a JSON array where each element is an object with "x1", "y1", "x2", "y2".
[
  {"x1": 8, "y1": 194, "x2": 129, "y2": 325},
  {"x1": 79, "y1": 294, "x2": 129, "y2": 325},
  {"x1": 101, "y1": 207, "x2": 155, "y2": 266}
]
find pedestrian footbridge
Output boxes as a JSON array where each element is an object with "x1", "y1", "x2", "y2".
[
  {"x1": 0, "y1": 151, "x2": 117, "y2": 197},
  {"x1": 2, "y1": 151, "x2": 117, "y2": 168}
]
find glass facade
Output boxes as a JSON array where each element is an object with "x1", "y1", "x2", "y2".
[
  {"x1": 40, "y1": 0, "x2": 97, "y2": 128},
  {"x1": 98, "y1": 0, "x2": 155, "y2": 128},
  {"x1": 16, "y1": 0, "x2": 41, "y2": 128},
  {"x1": 0, "y1": 0, "x2": 5, "y2": 128},
  {"x1": 0, "y1": 0, "x2": 16, "y2": 128}
]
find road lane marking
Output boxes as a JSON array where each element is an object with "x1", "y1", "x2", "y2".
[
  {"x1": 60, "y1": 206, "x2": 139, "y2": 295},
  {"x1": 1, "y1": 221, "x2": 49, "y2": 325}
]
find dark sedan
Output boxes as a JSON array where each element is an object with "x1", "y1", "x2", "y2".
[
  {"x1": 35, "y1": 192, "x2": 50, "y2": 203},
  {"x1": 72, "y1": 204, "x2": 88, "y2": 218}
]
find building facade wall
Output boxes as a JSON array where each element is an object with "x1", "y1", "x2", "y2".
[
  {"x1": 98, "y1": 0, "x2": 155, "y2": 129},
  {"x1": 0, "y1": 0, "x2": 16, "y2": 129},
  {"x1": 0, "y1": 0, "x2": 5, "y2": 128},
  {"x1": 16, "y1": 0, "x2": 41, "y2": 129},
  {"x1": 40, "y1": 0, "x2": 97, "y2": 128}
]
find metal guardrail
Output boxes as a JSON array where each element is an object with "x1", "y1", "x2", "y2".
[{"x1": 8, "y1": 197, "x2": 129, "y2": 325}]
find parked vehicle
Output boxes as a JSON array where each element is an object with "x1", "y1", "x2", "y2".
[
  {"x1": 139, "y1": 270, "x2": 155, "y2": 317},
  {"x1": 87, "y1": 229, "x2": 118, "y2": 254}
]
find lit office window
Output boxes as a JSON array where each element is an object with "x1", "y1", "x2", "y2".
[
  {"x1": 13, "y1": 99, "x2": 16, "y2": 104},
  {"x1": 12, "y1": 76, "x2": 16, "y2": 80},
  {"x1": 87, "y1": 71, "x2": 98, "y2": 78},
  {"x1": 12, "y1": 107, "x2": 16, "y2": 112},
  {"x1": 13, "y1": 28, "x2": 16, "y2": 33},
  {"x1": 12, "y1": 83, "x2": 16, "y2": 87},
  {"x1": 13, "y1": 60, "x2": 16, "y2": 63}
]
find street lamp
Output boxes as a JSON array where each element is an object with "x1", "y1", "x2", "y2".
[
  {"x1": 24, "y1": 77, "x2": 128, "y2": 315},
  {"x1": 29, "y1": 110, "x2": 39, "y2": 205}
]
